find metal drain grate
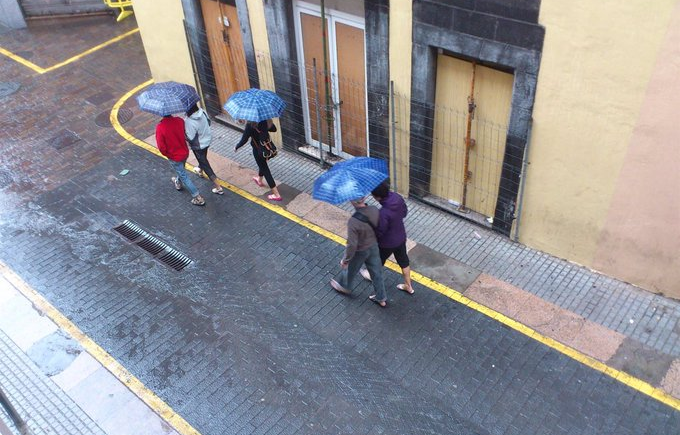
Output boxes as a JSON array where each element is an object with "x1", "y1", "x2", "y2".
[{"x1": 113, "y1": 220, "x2": 192, "y2": 271}]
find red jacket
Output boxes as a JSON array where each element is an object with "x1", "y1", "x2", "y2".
[{"x1": 156, "y1": 116, "x2": 189, "y2": 162}]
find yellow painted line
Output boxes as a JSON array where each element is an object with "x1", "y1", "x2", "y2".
[
  {"x1": 0, "y1": 261, "x2": 203, "y2": 435},
  {"x1": 0, "y1": 28, "x2": 139, "y2": 74},
  {"x1": 0, "y1": 46, "x2": 46, "y2": 73},
  {"x1": 109, "y1": 81, "x2": 680, "y2": 412}
]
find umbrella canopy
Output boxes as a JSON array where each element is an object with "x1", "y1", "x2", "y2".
[
  {"x1": 312, "y1": 167, "x2": 388, "y2": 205},
  {"x1": 330, "y1": 157, "x2": 388, "y2": 176},
  {"x1": 223, "y1": 88, "x2": 286, "y2": 122},
  {"x1": 136, "y1": 81, "x2": 200, "y2": 116}
]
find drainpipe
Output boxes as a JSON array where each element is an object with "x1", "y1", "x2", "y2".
[{"x1": 513, "y1": 118, "x2": 533, "y2": 242}]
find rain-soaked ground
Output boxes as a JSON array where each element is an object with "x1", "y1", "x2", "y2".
[{"x1": 0, "y1": 15, "x2": 678, "y2": 435}]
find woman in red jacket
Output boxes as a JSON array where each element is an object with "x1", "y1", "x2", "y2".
[{"x1": 156, "y1": 115, "x2": 205, "y2": 206}]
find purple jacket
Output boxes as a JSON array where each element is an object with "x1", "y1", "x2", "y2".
[{"x1": 375, "y1": 192, "x2": 408, "y2": 249}]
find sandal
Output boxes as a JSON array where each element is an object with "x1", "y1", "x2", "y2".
[
  {"x1": 267, "y1": 194, "x2": 282, "y2": 201},
  {"x1": 192, "y1": 166, "x2": 203, "y2": 177},
  {"x1": 191, "y1": 195, "x2": 206, "y2": 206},
  {"x1": 368, "y1": 295, "x2": 387, "y2": 308},
  {"x1": 397, "y1": 284, "x2": 415, "y2": 295},
  {"x1": 212, "y1": 187, "x2": 224, "y2": 195},
  {"x1": 252, "y1": 177, "x2": 265, "y2": 187}
]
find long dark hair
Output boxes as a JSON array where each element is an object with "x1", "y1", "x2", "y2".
[{"x1": 186, "y1": 103, "x2": 199, "y2": 117}]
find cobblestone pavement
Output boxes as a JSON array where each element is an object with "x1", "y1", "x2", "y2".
[{"x1": 0, "y1": 14, "x2": 679, "y2": 435}]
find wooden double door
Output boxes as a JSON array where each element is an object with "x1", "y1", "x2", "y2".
[
  {"x1": 200, "y1": 0, "x2": 250, "y2": 114},
  {"x1": 431, "y1": 54, "x2": 513, "y2": 220},
  {"x1": 295, "y1": 2, "x2": 368, "y2": 157}
]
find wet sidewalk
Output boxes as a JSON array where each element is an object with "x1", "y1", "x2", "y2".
[
  {"x1": 0, "y1": 264, "x2": 178, "y2": 435},
  {"x1": 171, "y1": 119, "x2": 680, "y2": 401}
]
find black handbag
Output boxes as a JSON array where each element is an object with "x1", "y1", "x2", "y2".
[{"x1": 254, "y1": 126, "x2": 278, "y2": 160}]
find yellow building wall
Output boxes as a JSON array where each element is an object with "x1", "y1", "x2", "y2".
[
  {"x1": 521, "y1": 0, "x2": 678, "y2": 291},
  {"x1": 388, "y1": 0, "x2": 412, "y2": 194},
  {"x1": 131, "y1": 0, "x2": 195, "y2": 86}
]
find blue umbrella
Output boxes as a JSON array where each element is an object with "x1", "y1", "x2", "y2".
[
  {"x1": 330, "y1": 157, "x2": 389, "y2": 176},
  {"x1": 137, "y1": 82, "x2": 200, "y2": 116},
  {"x1": 224, "y1": 88, "x2": 286, "y2": 122},
  {"x1": 313, "y1": 167, "x2": 388, "y2": 205}
]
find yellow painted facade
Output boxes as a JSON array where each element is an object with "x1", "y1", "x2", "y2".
[
  {"x1": 131, "y1": 0, "x2": 194, "y2": 86},
  {"x1": 523, "y1": 0, "x2": 677, "y2": 281},
  {"x1": 388, "y1": 0, "x2": 412, "y2": 193}
]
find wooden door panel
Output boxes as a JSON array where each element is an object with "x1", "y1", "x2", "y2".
[
  {"x1": 468, "y1": 64, "x2": 512, "y2": 217},
  {"x1": 432, "y1": 54, "x2": 468, "y2": 204},
  {"x1": 300, "y1": 13, "x2": 332, "y2": 144},
  {"x1": 431, "y1": 54, "x2": 512, "y2": 218},
  {"x1": 335, "y1": 22, "x2": 366, "y2": 157},
  {"x1": 223, "y1": 4, "x2": 250, "y2": 92},
  {"x1": 199, "y1": 0, "x2": 249, "y2": 111}
]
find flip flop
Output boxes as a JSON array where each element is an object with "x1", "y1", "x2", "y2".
[
  {"x1": 368, "y1": 294, "x2": 387, "y2": 307},
  {"x1": 397, "y1": 284, "x2": 414, "y2": 295},
  {"x1": 267, "y1": 194, "x2": 282, "y2": 201},
  {"x1": 252, "y1": 177, "x2": 265, "y2": 187}
]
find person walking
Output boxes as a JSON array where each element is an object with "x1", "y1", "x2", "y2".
[
  {"x1": 234, "y1": 119, "x2": 282, "y2": 201},
  {"x1": 330, "y1": 196, "x2": 387, "y2": 307},
  {"x1": 360, "y1": 181, "x2": 414, "y2": 294},
  {"x1": 156, "y1": 114, "x2": 205, "y2": 206},
  {"x1": 185, "y1": 103, "x2": 224, "y2": 195}
]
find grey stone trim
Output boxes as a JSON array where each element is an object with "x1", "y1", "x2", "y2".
[
  {"x1": 410, "y1": 3, "x2": 544, "y2": 235},
  {"x1": 263, "y1": 0, "x2": 307, "y2": 151},
  {"x1": 365, "y1": 0, "x2": 390, "y2": 161}
]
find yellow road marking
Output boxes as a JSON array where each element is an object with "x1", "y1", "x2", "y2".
[
  {"x1": 110, "y1": 81, "x2": 680, "y2": 412},
  {"x1": 0, "y1": 28, "x2": 139, "y2": 74},
  {"x1": 0, "y1": 261, "x2": 202, "y2": 435}
]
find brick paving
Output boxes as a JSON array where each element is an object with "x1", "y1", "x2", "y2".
[{"x1": 1, "y1": 14, "x2": 679, "y2": 435}]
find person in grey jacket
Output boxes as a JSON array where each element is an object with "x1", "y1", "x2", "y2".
[
  {"x1": 330, "y1": 196, "x2": 387, "y2": 307},
  {"x1": 185, "y1": 104, "x2": 223, "y2": 195}
]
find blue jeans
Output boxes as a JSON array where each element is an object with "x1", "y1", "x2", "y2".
[
  {"x1": 168, "y1": 160, "x2": 199, "y2": 197},
  {"x1": 335, "y1": 243, "x2": 386, "y2": 302}
]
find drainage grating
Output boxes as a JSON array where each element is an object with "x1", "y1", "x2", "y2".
[{"x1": 113, "y1": 220, "x2": 193, "y2": 271}]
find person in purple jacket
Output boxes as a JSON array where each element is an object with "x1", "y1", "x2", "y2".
[{"x1": 360, "y1": 181, "x2": 414, "y2": 295}]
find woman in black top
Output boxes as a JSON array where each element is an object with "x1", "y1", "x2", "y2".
[{"x1": 234, "y1": 119, "x2": 281, "y2": 201}]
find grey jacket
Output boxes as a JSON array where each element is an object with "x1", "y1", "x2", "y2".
[
  {"x1": 342, "y1": 205, "x2": 380, "y2": 262},
  {"x1": 185, "y1": 108, "x2": 212, "y2": 150}
]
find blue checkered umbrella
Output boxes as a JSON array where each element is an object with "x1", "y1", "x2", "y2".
[
  {"x1": 330, "y1": 157, "x2": 388, "y2": 176},
  {"x1": 223, "y1": 88, "x2": 286, "y2": 122},
  {"x1": 136, "y1": 82, "x2": 200, "y2": 116},
  {"x1": 312, "y1": 167, "x2": 388, "y2": 205}
]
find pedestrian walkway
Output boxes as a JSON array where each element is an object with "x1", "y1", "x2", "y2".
[
  {"x1": 203, "y1": 120, "x2": 680, "y2": 396},
  {"x1": 0, "y1": 265, "x2": 178, "y2": 435}
]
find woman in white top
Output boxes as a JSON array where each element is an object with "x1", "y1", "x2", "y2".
[{"x1": 185, "y1": 103, "x2": 223, "y2": 194}]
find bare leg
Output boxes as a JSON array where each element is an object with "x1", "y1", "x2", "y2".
[
  {"x1": 402, "y1": 266, "x2": 413, "y2": 292},
  {"x1": 271, "y1": 186, "x2": 281, "y2": 198}
]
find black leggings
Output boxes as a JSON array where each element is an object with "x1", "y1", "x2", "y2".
[
  {"x1": 192, "y1": 147, "x2": 217, "y2": 181},
  {"x1": 252, "y1": 146, "x2": 276, "y2": 188}
]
